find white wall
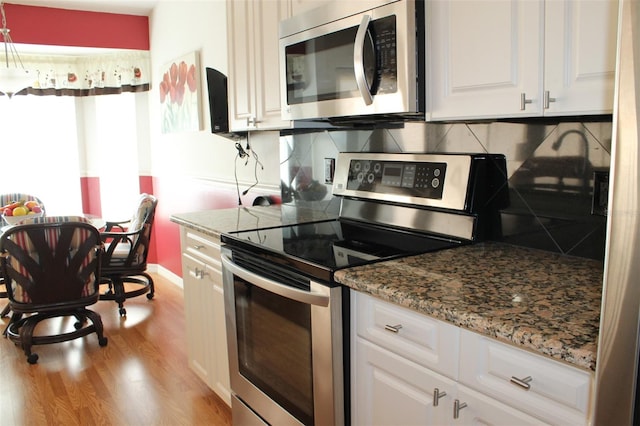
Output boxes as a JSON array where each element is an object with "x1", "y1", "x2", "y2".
[{"x1": 148, "y1": 0, "x2": 281, "y2": 189}]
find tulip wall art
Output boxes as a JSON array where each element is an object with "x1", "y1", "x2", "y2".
[{"x1": 159, "y1": 51, "x2": 202, "y2": 133}]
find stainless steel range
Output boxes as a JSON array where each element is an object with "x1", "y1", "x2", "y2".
[{"x1": 221, "y1": 152, "x2": 509, "y2": 426}]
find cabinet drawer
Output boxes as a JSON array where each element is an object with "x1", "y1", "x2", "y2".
[
  {"x1": 353, "y1": 292, "x2": 459, "y2": 379},
  {"x1": 459, "y1": 329, "x2": 592, "y2": 425},
  {"x1": 183, "y1": 230, "x2": 221, "y2": 271}
]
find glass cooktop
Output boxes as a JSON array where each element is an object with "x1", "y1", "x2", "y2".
[{"x1": 221, "y1": 219, "x2": 463, "y2": 282}]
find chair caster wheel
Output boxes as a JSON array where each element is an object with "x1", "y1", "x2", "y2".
[
  {"x1": 99, "y1": 337, "x2": 108, "y2": 347},
  {"x1": 119, "y1": 308, "x2": 126, "y2": 316},
  {"x1": 27, "y1": 353, "x2": 39, "y2": 364},
  {"x1": 146, "y1": 293, "x2": 154, "y2": 300}
]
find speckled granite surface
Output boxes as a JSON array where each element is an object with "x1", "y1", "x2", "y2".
[
  {"x1": 170, "y1": 204, "x2": 337, "y2": 238},
  {"x1": 334, "y1": 242, "x2": 603, "y2": 371}
]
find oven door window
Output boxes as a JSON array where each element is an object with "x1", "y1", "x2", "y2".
[
  {"x1": 285, "y1": 15, "x2": 397, "y2": 105},
  {"x1": 234, "y1": 278, "x2": 314, "y2": 425}
]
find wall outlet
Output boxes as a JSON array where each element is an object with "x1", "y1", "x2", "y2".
[{"x1": 592, "y1": 171, "x2": 609, "y2": 216}]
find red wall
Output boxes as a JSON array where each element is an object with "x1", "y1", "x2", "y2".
[
  {"x1": 152, "y1": 176, "x2": 260, "y2": 277},
  {"x1": 4, "y1": 3, "x2": 149, "y2": 49}
]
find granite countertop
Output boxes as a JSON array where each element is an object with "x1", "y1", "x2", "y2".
[
  {"x1": 334, "y1": 242, "x2": 603, "y2": 371},
  {"x1": 170, "y1": 204, "x2": 338, "y2": 238},
  {"x1": 172, "y1": 207, "x2": 603, "y2": 371}
]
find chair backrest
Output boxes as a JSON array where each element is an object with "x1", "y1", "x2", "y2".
[
  {"x1": 0, "y1": 193, "x2": 45, "y2": 213},
  {"x1": 0, "y1": 216, "x2": 101, "y2": 305},
  {"x1": 102, "y1": 194, "x2": 157, "y2": 272}
]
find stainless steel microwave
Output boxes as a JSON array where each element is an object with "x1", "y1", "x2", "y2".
[{"x1": 279, "y1": 0, "x2": 425, "y2": 122}]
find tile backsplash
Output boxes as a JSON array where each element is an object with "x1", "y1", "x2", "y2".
[{"x1": 279, "y1": 119, "x2": 612, "y2": 260}]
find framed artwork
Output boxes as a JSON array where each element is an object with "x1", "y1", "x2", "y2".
[{"x1": 159, "y1": 51, "x2": 202, "y2": 133}]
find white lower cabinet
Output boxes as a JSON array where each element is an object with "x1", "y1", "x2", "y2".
[
  {"x1": 180, "y1": 228, "x2": 231, "y2": 406},
  {"x1": 351, "y1": 291, "x2": 592, "y2": 425}
]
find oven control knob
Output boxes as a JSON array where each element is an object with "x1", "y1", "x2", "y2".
[
  {"x1": 431, "y1": 178, "x2": 440, "y2": 188},
  {"x1": 353, "y1": 162, "x2": 362, "y2": 172},
  {"x1": 434, "y1": 168, "x2": 441, "y2": 177},
  {"x1": 373, "y1": 163, "x2": 382, "y2": 173},
  {"x1": 357, "y1": 172, "x2": 364, "y2": 183},
  {"x1": 363, "y1": 162, "x2": 371, "y2": 172},
  {"x1": 367, "y1": 173, "x2": 375, "y2": 184}
]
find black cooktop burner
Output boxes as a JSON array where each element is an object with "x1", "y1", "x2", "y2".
[{"x1": 221, "y1": 219, "x2": 464, "y2": 283}]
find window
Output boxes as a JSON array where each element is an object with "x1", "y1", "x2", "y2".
[
  {"x1": 0, "y1": 95, "x2": 82, "y2": 215},
  {"x1": 95, "y1": 93, "x2": 141, "y2": 220}
]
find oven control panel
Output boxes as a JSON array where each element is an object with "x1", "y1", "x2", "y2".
[
  {"x1": 346, "y1": 159, "x2": 447, "y2": 199},
  {"x1": 332, "y1": 153, "x2": 475, "y2": 211}
]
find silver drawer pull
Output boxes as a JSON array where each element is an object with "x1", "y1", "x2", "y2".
[
  {"x1": 510, "y1": 375, "x2": 533, "y2": 390},
  {"x1": 453, "y1": 399, "x2": 467, "y2": 419},
  {"x1": 433, "y1": 388, "x2": 447, "y2": 406},
  {"x1": 192, "y1": 245, "x2": 205, "y2": 250},
  {"x1": 189, "y1": 268, "x2": 208, "y2": 279},
  {"x1": 384, "y1": 324, "x2": 403, "y2": 333}
]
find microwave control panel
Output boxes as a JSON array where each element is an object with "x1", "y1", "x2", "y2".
[{"x1": 346, "y1": 159, "x2": 446, "y2": 199}]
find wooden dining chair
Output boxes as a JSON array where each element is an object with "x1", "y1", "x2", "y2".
[
  {"x1": 0, "y1": 193, "x2": 46, "y2": 319},
  {"x1": 0, "y1": 216, "x2": 108, "y2": 364},
  {"x1": 99, "y1": 193, "x2": 158, "y2": 316}
]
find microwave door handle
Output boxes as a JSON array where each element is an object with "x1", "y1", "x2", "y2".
[
  {"x1": 221, "y1": 252, "x2": 330, "y2": 307},
  {"x1": 354, "y1": 14, "x2": 374, "y2": 106}
]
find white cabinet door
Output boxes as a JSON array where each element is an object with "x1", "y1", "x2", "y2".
[
  {"x1": 209, "y1": 263, "x2": 231, "y2": 404},
  {"x1": 543, "y1": 0, "x2": 618, "y2": 115},
  {"x1": 428, "y1": 0, "x2": 543, "y2": 120},
  {"x1": 181, "y1": 228, "x2": 231, "y2": 406},
  {"x1": 353, "y1": 338, "x2": 455, "y2": 426},
  {"x1": 182, "y1": 253, "x2": 217, "y2": 389},
  {"x1": 227, "y1": 0, "x2": 291, "y2": 131},
  {"x1": 253, "y1": 0, "x2": 291, "y2": 130}
]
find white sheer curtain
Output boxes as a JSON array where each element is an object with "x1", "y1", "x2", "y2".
[
  {"x1": 95, "y1": 93, "x2": 141, "y2": 220},
  {"x1": 0, "y1": 95, "x2": 82, "y2": 215}
]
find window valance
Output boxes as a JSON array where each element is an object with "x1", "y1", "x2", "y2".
[{"x1": 11, "y1": 50, "x2": 150, "y2": 96}]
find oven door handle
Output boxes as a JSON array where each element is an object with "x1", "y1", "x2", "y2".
[{"x1": 221, "y1": 253, "x2": 330, "y2": 307}]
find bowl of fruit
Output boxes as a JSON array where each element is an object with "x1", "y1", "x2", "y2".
[{"x1": 2, "y1": 200, "x2": 44, "y2": 225}]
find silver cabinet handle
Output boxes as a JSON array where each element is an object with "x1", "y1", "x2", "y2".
[
  {"x1": 510, "y1": 375, "x2": 533, "y2": 390},
  {"x1": 384, "y1": 324, "x2": 403, "y2": 333},
  {"x1": 354, "y1": 14, "x2": 374, "y2": 106},
  {"x1": 453, "y1": 399, "x2": 467, "y2": 419},
  {"x1": 433, "y1": 388, "x2": 447, "y2": 406},
  {"x1": 544, "y1": 90, "x2": 556, "y2": 109},
  {"x1": 189, "y1": 267, "x2": 207, "y2": 279},
  {"x1": 192, "y1": 245, "x2": 204, "y2": 250},
  {"x1": 246, "y1": 116, "x2": 260, "y2": 126},
  {"x1": 520, "y1": 93, "x2": 533, "y2": 110}
]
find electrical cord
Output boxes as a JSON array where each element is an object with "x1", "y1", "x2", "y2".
[
  {"x1": 242, "y1": 149, "x2": 264, "y2": 196},
  {"x1": 233, "y1": 140, "x2": 264, "y2": 204}
]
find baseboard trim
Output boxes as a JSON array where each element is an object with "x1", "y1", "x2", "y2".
[{"x1": 148, "y1": 264, "x2": 183, "y2": 288}]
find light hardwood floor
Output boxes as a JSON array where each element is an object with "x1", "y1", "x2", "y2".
[{"x1": 0, "y1": 273, "x2": 232, "y2": 426}]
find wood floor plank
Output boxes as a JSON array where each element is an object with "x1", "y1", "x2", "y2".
[{"x1": 0, "y1": 273, "x2": 232, "y2": 426}]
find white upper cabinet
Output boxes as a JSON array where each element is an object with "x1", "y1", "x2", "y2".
[
  {"x1": 227, "y1": 0, "x2": 292, "y2": 131},
  {"x1": 428, "y1": 0, "x2": 618, "y2": 121},
  {"x1": 543, "y1": 0, "x2": 618, "y2": 116},
  {"x1": 428, "y1": 0, "x2": 543, "y2": 120}
]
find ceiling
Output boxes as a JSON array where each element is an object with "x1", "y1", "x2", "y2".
[{"x1": 4, "y1": 0, "x2": 158, "y2": 16}]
